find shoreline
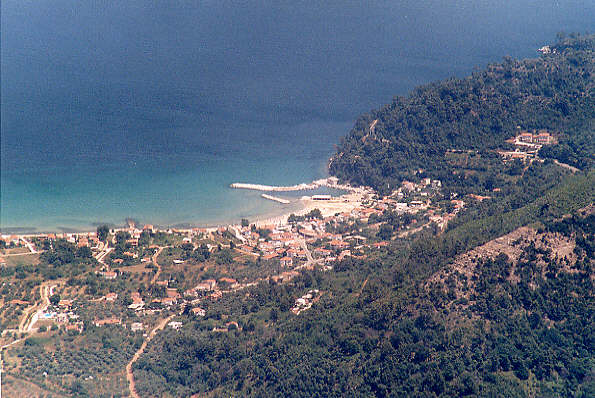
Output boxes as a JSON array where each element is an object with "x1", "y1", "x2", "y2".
[{"x1": 0, "y1": 177, "x2": 369, "y2": 237}]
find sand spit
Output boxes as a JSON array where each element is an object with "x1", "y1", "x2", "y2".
[{"x1": 252, "y1": 191, "x2": 368, "y2": 228}]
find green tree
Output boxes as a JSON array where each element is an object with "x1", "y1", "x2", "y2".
[
  {"x1": 49, "y1": 293, "x2": 61, "y2": 306},
  {"x1": 97, "y1": 225, "x2": 109, "y2": 242}
]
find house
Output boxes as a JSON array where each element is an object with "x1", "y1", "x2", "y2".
[
  {"x1": 298, "y1": 229, "x2": 318, "y2": 239},
  {"x1": 338, "y1": 250, "x2": 351, "y2": 261},
  {"x1": 279, "y1": 256, "x2": 293, "y2": 267},
  {"x1": 128, "y1": 292, "x2": 145, "y2": 310},
  {"x1": 534, "y1": 131, "x2": 552, "y2": 144},
  {"x1": 450, "y1": 200, "x2": 465, "y2": 210},
  {"x1": 372, "y1": 241, "x2": 389, "y2": 249},
  {"x1": 519, "y1": 132, "x2": 533, "y2": 143},
  {"x1": 102, "y1": 271, "x2": 117, "y2": 279},
  {"x1": 166, "y1": 288, "x2": 180, "y2": 299},
  {"x1": 168, "y1": 321, "x2": 183, "y2": 330},
  {"x1": 209, "y1": 291, "x2": 223, "y2": 301},
  {"x1": 191, "y1": 307, "x2": 206, "y2": 317},
  {"x1": 56, "y1": 313, "x2": 69, "y2": 323},
  {"x1": 194, "y1": 279, "x2": 217, "y2": 292},
  {"x1": 58, "y1": 299, "x2": 73, "y2": 308},
  {"x1": 161, "y1": 297, "x2": 177, "y2": 306},
  {"x1": 330, "y1": 240, "x2": 349, "y2": 249},
  {"x1": 262, "y1": 253, "x2": 278, "y2": 260},
  {"x1": 103, "y1": 293, "x2": 118, "y2": 302},
  {"x1": 314, "y1": 248, "x2": 332, "y2": 258},
  {"x1": 126, "y1": 238, "x2": 139, "y2": 247},
  {"x1": 271, "y1": 270, "x2": 299, "y2": 283},
  {"x1": 402, "y1": 181, "x2": 416, "y2": 192},
  {"x1": 130, "y1": 322, "x2": 144, "y2": 332},
  {"x1": 66, "y1": 322, "x2": 83, "y2": 333},
  {"x1": 468, "y1": 194, "x2": 491, "y2": 202}
]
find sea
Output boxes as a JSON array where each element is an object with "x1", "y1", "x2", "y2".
[{"x1": 1, "y1": 1, "x2": 593, "y2": 233}]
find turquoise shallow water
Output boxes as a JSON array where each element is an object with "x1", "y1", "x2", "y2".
[
  {"x1": 1, "y1": 119, "x2": 350, "y2": 232},
  {"x1": 2, "y1": 1, "x2": 593, "y2": 233}
]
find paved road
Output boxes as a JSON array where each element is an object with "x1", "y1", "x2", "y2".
[
  {"x1": 19, "y1": 283, "x2": 58, "y2": 333},
  {"x1": 20, "y1": 238, "x2": 37, "y2": 254},
  {"x1": 294, "y1": 238, "x2": 324, "y2": 270},
  {"x1": 95, "y1": 247, "x2": 114, "y2": 265}
]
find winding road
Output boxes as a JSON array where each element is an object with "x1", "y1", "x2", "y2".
[
  {"x1": 18, "y1": 282, "x2": 58, "y2": 333},
  {"x1": 125, "y1": 245, "x2": 172, "y2": 398}
]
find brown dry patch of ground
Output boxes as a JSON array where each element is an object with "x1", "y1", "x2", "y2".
[
  {"x1": 5, "y1": 253, "x2": 40, "y2": 266},
  {"x1": 425, "y1": 226, "x2": 577, "y2": 303},
  {"x1": 2, "y1": 373, "x2": 67, "y2": 398},
  {"x1": 3, "y1": 247, "x2": 32, "y2": 255},
  {"x1": 120, "y1": 262, "x2": 155, "y2": 275}
]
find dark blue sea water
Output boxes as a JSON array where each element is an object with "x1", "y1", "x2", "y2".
[{"x1": 1, "y1": 1, "x2": 593, "y2": 232}]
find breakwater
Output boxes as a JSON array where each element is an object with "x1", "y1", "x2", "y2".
[
  {"x1": 230, "y1": 177, "x2": 358, "y2": 192},
  {"x1": 230, "y1": 182, "x2": 321, "y2": 191},
  {"x1": 261, "y1": 194, "x2": 291, "y2": 204}
]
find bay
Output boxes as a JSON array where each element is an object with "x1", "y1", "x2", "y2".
[{"x1": 1, "y1": 1, "x2": 593, "y2": 232}]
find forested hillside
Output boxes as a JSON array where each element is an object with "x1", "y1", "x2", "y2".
[
  {"x1": 135, "y1": 174, "x2": 594, "y2": 397},
  {"x1": 330, "y1": 34, "x2": 594, "y2": 193},
  {"x1": 132, "y1": 34, "x2": 594, "y2": 397}
]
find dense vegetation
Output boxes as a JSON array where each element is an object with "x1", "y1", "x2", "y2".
[
  {"x1": 133, "y1": 34, "x2": 594, "y2": 397},
  {"x1": 4, "y1": 34, "x2": 592, "y2": 398},
  {"x1": 134, "y1": 174, "x2": 593, "y2": 397},
  {"x1": 330, "y1": 34, "x2": 594, "y2": 194}
]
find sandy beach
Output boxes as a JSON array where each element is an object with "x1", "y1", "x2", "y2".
[
  {"x1": 1, "y1": 177, "x2": 369, "y2": 236},
  {"x1": 251, "y1": 190, "x2": 368, "y2": 228}
]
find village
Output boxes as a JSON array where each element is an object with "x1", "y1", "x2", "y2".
[
  {"x1": 2, "y1": 123, "x2": 572, "y2": 344},
  {"x1": 0, "y1": 126, "x2": 585, "y2": 396},
  {"x1": 0, "y1": 174, "x2": 469, "y2": 333},
  {"x1": 0, "y1": 174, "x2": 483, "y2": 397}
]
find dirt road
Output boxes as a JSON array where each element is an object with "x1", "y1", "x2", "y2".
[{"x1": 125, "y1": 313, "x2": 176, "y2": 398}]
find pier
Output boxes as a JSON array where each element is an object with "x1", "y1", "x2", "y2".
[
  {"x1": 230, "y1": 177, "x2": 359, "y2": 193},
  {"x1": 261, "y1": 194, "x2": 291, "y2": 204}
]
